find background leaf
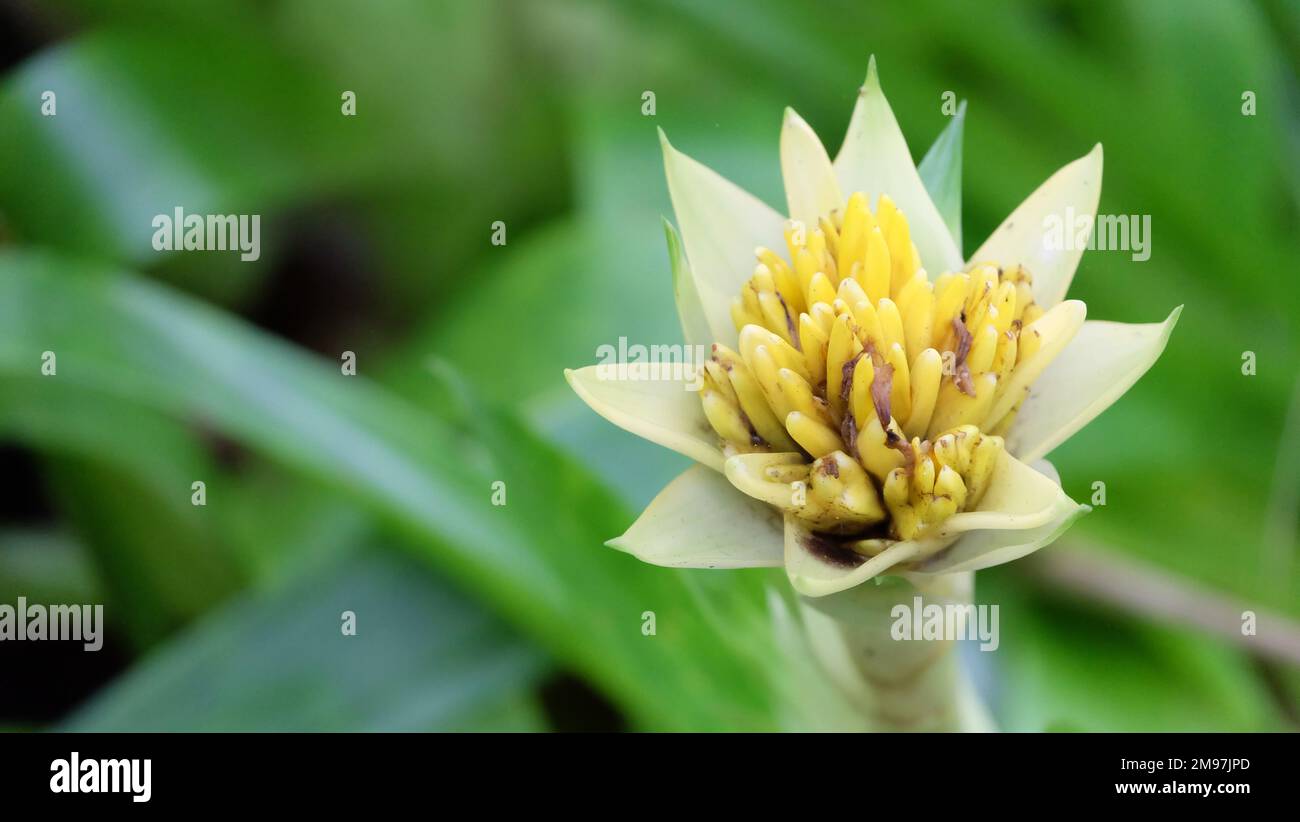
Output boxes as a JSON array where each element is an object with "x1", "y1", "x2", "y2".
[
  {"x1": 918, "y1": 100, "x2": 966, "y2": 250},
  {"x1": 65, "y1": 550, "x2": 549, "y2": 732},
  {"x1": 0, "y1": 0, "x2": 1295, "y2": 731},
  {"x1": 0, "y1": 250, "x2": 781, "y2": 730}
]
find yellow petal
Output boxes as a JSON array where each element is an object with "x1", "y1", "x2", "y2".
[
  {"x1": 984, "y1": 299, "x2": 1087, "y2": 429},
  {"x1": 786, "y1": 411, "x2": 842, "y2": 458},
  {"x1": 924, "y1": 449, "x2": 1081, "y2": 537},
  {"x1": 912, "y1": 457, "x2": 1087, "y2": 574},
  {"x1": 786, "y1": 450, "x2": 1085, "y2": 595}
]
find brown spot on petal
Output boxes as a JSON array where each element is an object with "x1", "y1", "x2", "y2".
[
  {"x1": 871, "y1": 361, "x2": 894, "y2": 430},
  {"x1": 800, "y1": 531, "x2": 866, "y2": 569},
  {"x1": 887, "y1": 427, "x2": 916, "y2": 471},
  {"x1": 840, "y1": 349, "x2": 866, "y2": 404},
  {"x1": 777, "y1": 293, "x2": 800, "y2": 351},
  {"x1": 951, "y1": 317, "x2": 976, "y2": 397},
  {"x1": 953, "y1": 315, "x2": 972, "y2": 359},
  {"x1": 840, "y1": 412, "x2": 858, "y2": 455}
]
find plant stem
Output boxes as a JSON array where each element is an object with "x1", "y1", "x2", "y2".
[{"x1": 796, "y1": 571, "x2": 993, "y2": 731}]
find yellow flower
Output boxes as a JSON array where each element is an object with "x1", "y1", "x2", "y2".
[{"x1": 566, "y1": 59, "x2": 1179, "y2": 597}]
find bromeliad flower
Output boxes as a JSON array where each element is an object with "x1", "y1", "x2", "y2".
[{"x1": 565, "y1": 59, "x2": 1179, "y2": 600}]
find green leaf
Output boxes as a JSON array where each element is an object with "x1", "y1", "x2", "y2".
[
  {"x1": 64, "y1": 551, "x2": 549, "y2": 731},
  {"x1": 0, "y1": 249, "x2": 779, "y2": 730},
  {"x1": 399, "y1": 214, "x2": 690, "y2": 506},
  {"x1": 0, "y1": 29, "x2": 365, "y2": 270},
  {"x1": 0, "y1": 379, "x2": 246, "y2": 646},
  {"x1": 917, "y1": 99, "x2": 965, "y2": 252},
  {"x1": 0, "y1": 528, "x2": 101, "y2": 606},
  {"x1": 981, "y1": 571, "x2": 1281, "y2": 732},
  {"x1": 44, "y1": 457, "x2": 245, "y2": 647}
]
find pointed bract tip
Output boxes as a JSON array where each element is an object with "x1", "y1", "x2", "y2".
[
  {"x1": 657, "y1": 125, "x2": 672, "y2": 150},
  {"x1": 862, "y1": 55, "x2": 880, "y2": 92}
]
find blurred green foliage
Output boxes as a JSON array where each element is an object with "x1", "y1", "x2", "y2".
[{"x1": 0, "y1": 0, "x2": 1295, "y2": 731}]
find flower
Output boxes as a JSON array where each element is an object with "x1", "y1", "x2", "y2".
[{"x1": 565, "y1": 58, "x2": 1179, "y2": 597}]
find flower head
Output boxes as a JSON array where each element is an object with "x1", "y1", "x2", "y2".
[{"x1": 566, "y1": 58, "x2": 1179, "y2": 597}]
